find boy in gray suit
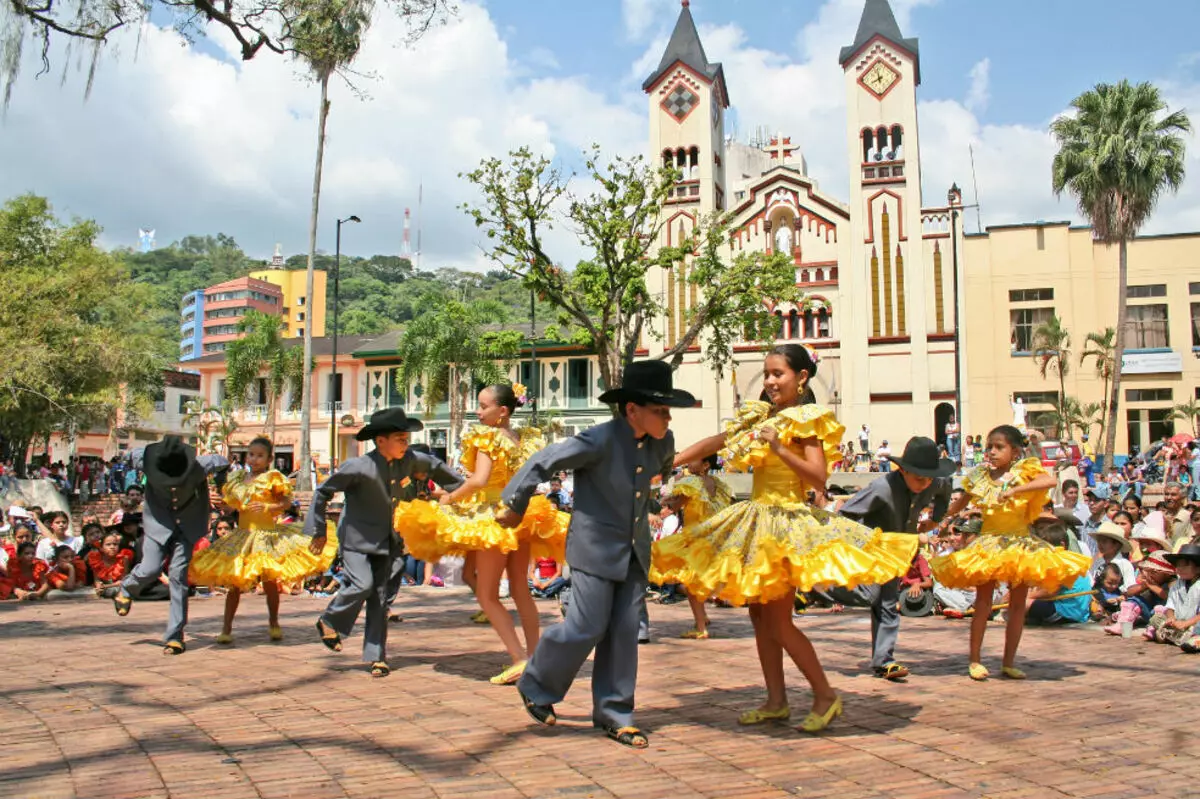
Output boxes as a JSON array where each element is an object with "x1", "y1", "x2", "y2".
[
  {"x1": 306, "y1": 408, "x2": 462, "y2": 677},
  {"x1": 497, "y1": 361, "x2": 693, "y2": 749}
]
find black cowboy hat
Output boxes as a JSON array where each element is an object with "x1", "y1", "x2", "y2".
[
  {"x1": 598, "y1": 360, "x2": 696, "y2": 408},
  {"x1": 886, "y1": 436, "x2": 956, "y2": 478},
  {"x1": 143, "y1": 436, "x2": 198, "y2": 489},
  {"x1": 1164, "y1": 543, "x2": 1200, "y2": 567},
  {"x1": 356, "y1": 407, "x2": 424, "y2": 441}
]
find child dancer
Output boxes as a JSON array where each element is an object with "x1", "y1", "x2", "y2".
[
  {"x1": 929, "y1": 425, "x2": 1091, "y2": 680},
  {"x1": 397, "y1": 384, "x2": 567, "y2": 685},
  {"x1": 190, "y1": 436, "x2": 337, "y2": 643},
  {"x1": 651, "y1": 454, "x2": 733, "y2": 639},
  {"x1": 88, "y1": 532, "x2": 134, "y2": 598},
  {"x1": 654, "y1": 345, "x2": 917, "y2": 732}
]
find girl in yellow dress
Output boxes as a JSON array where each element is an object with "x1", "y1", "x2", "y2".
[
  {"x1": 651, "y1": 454, "x2": 734, "y2": 639},
  {"x1": 397, "y1": 384, "x2": 567, "y2": 685},
  {"x1": 929, "y1": 424, "x2": 1091, "y2": 681},
  {"x1": 655, "y1": 345, "x2": 916, "y2": 733},
  {"x1": 189, "y1": 437, "x2": 337, "y2": 643}
]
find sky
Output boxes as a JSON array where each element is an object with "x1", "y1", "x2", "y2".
[{"x1": 3, "y1": 0, "x2": 1200, "y2": 269}]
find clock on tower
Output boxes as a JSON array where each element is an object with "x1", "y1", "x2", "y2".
[{"x1": 861, "y1": 60, "x2": 899, "y2": 97}]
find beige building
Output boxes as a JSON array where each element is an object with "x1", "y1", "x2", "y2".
[
  {"x1": 963, "y1": 222, "x2": 1200, "y2": 455},
  {"x1": 250, "y1": 245, "x2": 327, "y2": 339},
  {"x1": 642, "y1": 0, "x2": 965, "y2": 449}
]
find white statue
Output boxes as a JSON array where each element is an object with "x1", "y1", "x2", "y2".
[
  {"x1": 774, "y1": 224, "x2": 793, "y2": 255},
  {"x1": 1010, "y1": 395, "x2": 1027, "y2": 430}
]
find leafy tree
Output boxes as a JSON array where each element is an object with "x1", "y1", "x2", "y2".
[
  {"x1": 1052, "y1": 80, "x2": 1190, "y2": 459},
  {"x1": 1169, "y1": 399, "x2": 1200, "y2": 436},
  {"x1": 1031, "y1": 314, "x2": 1071, "y2": 422},
  {"x1": 223, "y1": 310, "x2": 305, "y2": 441},
  {"x1": 1079, "y1": 327, "x2": 1116, "y2": 454},
  {"x1": 460, "y1": 146, "x2": 802, "y2": 392},
  {"x1": 396, "y1": 300, "x2": 523, "y2": 452},
  {"x1": 182, "y1": 399, "x2": 240, "y2": 456},
  {"x1": 0, "y1": 195, "x2": 170, "y2": 473}
]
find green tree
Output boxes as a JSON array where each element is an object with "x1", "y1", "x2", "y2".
[
  {"x1": 0, "y1": 195, "x2": 170, "y2": 473},
  {"x1": 1169, "y1": 399, "x2": 1200, "y2": 436},
  {"x1": 1079, "y1": 327, "x2": 1116, "y2": 454},
  {"x1": 1031, "y1": 314, "x2": 1071, "y2": 422},
  {"x1": 223, "y1": 310, "x2": 306, "y2": 441},
  {"x1": 1052, "y1": 80, "x2": 1190, "y2": 459},
  {"x1": 396, "y1": 300, "x2": 524, "y2": 452},
  {"x1": 461, "y1": 146, "x2": 802, "y2": 392},
  {"x1": 182, "y1": 399, "x2": 240, "y2": 457}
]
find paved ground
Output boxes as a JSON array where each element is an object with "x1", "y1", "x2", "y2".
[{"x1": 2, "y1": 589, "x2": 1198, "y2": 799}]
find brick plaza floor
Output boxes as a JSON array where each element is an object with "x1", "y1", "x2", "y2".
[{"x1": 1, "y1": 588, "x2": 1198, "y2": 799}]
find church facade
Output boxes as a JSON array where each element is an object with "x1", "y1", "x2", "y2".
[{"x1": 644, "y1": 0, "x2": 966, "y2": 449}]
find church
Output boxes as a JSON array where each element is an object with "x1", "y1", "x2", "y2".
[{"x1": 647, "y1": 0, "x2": 965, "y2": 449}]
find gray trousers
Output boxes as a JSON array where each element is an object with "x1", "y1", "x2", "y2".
[
  {"x1": 321, "y1": 549, "x2": 393, "y2": 663},
  {"x1": 518, "y1": 557, "x2": 647, "y2": 729},
  {"x1": 856, "y1": 577, "x2": 901, "y2": 669},
  {"x1": 121, "y1": 533, "x2": 193, "y2": 644}
]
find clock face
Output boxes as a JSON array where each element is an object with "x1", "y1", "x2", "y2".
[{"x1": 862, "y1": 61, "x2": 899, "y2": 97}]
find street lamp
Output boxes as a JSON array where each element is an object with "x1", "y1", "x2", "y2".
[
  {"x1": 949, "y1": 186, "x2": 962, "y2": 440},
  {"x1": 529, "y1": 287, "x2": 538, "y2": 426},
  {"x1": 330, "y1": 214, "x2": 361, "y2": 471}
]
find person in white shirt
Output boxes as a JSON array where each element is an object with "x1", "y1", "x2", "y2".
[
  {"x1": 33, "y1": 510, "x2": 82, "y2": 563},
  {"x1": 858, "y1": 425, "x2": 870, "y2": 454},
  {"x1": 1147, "y1": 544, "x2": 1200, "y2": 649},
  {"x1": 1088, "y1": 522, "x2": 1137, "y2": 590}
]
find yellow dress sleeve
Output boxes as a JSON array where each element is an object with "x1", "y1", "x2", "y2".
[
  {"x1": 960, "y1": 465, "x2": 986, "y2": 499},
  {"x1": 1011, "y1": 457, "x2": 1049, "y2": 525},
  {"x1": 516, "y1": 426, "x2": 547, "y2": 467},
  {"x1": 663, "y1": 475, "x2": 706, "y2": 506},
  {"x1": 460, "y1": 425, "x2": 517, "y2": 473},
  {"x1": 221, "y1": 473, "x2": 250, "y2": 511},
  {"x1": 717, "y1": 401, "x2": 773, "y2": 473},
  {"x1": 1012, "y1": 457, "x2": 1046, "y2": 484},
  {"x1": 259, "y1": 470, "x2": 293, "y2": 503},
  {"x1": 720, "y1": 403, "x2": 844, "y2": 475}
]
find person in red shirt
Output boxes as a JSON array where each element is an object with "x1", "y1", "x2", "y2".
[
  {"x1": 88, "y1": 533, "x2": 134, "y2": 598},
  {"x1": 898, "y1": 552, "x2": 934, "y2": 617},
  {"x1": 44, "y1": 544, "x2": 88, "y2": 596},
  {"x1": 2, "y1": 542, "x2": 50, "y2": 600}
]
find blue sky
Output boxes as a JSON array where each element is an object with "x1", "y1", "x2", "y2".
[{"x1": 2, "y1": 0, "x2": 1200, "y2": 263}]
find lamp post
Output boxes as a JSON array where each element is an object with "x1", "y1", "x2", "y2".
[
  {"x1": 947, "y1": 185, "x2": 980, "y2": 449},
  {"x1": 529, "y1": 287, "x2": 538, "y2": 427},
  {"x1": 330, "y1": 214, "x2": 361, "y2": 471}
]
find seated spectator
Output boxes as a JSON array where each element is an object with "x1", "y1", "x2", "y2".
[
  {"x1": 529, "y1": 557, "x2": 566, "y2": 599},
  {"x1": 87, "y1": 532, "x2": 134, "y2": 598},
  {"x1": 212, "y1": 516, "x2": 235, "y2": 540},
  {"x1": 899, "y1": 550, "x2": 934, "y2": 617},
  {"x1": 1088, "y1": 522, "x2": 1137, "y2": 591},
  {"x1": 76, "y1": 522, "x2": 105, "y2": 573},
  {"x1": 2, "y1": 542, "x2": 49, "y2": 601},
  {"x1": 1025, "y1": 521, "x2": 1093, "y2": 625},
  {"x1": 34, "y1": 511, "x2": 81, "y2": 562},
  {"x1": 1146, "y1": 544, "x2": 1200, "y2": 651},
  {"x1": 1091, "y1": 563, "x2": 1124, "y2": 621},
  {"x1": 1133, "y1": 511, "x2": 1171, "y2": 561},
  {"x1": 934, "y1": 518, "x2": 984, "y2": 616},
  {"x1": 1105, "y1": 551, "x2": 1175, "y2": 633},
  {"x1": 44, "y1": 544, "x2": 90, "y2": 599}
]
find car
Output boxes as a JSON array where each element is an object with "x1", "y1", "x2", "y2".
[{"x1": 1034, "y1": 439, "x2": 1082, "y2": 470}]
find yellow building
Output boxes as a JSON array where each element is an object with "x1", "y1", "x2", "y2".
[
  {"x1": 962, "y1": 222, "x2": 1200, "y2": 455},
  {"x1": 249, "y1": 262, "x2": 327, "y2": 339}
]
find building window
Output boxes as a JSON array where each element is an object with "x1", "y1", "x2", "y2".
[
  {"x1": 216, "y1": 379, "x2": 227, "y2": 404},
  {"x1": 816, "y1": 308, "x2": 831, "y2": 339},
  {"x1": 1036, "y1": 228, "x2": 1045, "y2": 250},
  {"x1": 178, "y1": 394, "x2": 196, "y2": 414},
  {"x1": 1191, "y1": 302, "x2": 1200, "y2": 348},
  {"x1": 1013, "y1": 391, "x2": 1059, "y2": 406},
  {"x1": 327, "y1": 372, "x2": 344, "y2": 407},
  {"x1": 1124, "y1": 304, "x2": 1170, "y2": 349},
  {"x1": 387, "y1": 368, "x2": 405, "y2": 408},
  {"x1": 1009, "y1": 307, "x2": 1053, "y2": 353},
  {"x1": 1008, "y1": 288, "x2": 1053, "y2": 302},
  {"x1": 567, "y1": 359, "x2": 590, "y2": 409},
  {"x1": 298, "y1": 296, "x2": 306, "y2": 306},
  {"x1": 1127, "y1": 284, "x2": 1167, "y2": 299},
  {"x1": 1190, "y1": 281, "x2": 1200, "y2": 295},
  {"x1": 787, "y1": 310, "x2": 800, "y2": 340},
  {"x1": 297, "y1": 312, "x2": 306, "y2": 322},
  {"x1": 1126, "y1": 388, "x2": 1173, "y2": 403},
  {"x1": 255, "y1": 378, "x2": 268, "y2": 405}
]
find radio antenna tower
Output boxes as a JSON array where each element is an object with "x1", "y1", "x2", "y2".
[{"x1": 401, "y1": 208, "x2": 413, "y2": 260}]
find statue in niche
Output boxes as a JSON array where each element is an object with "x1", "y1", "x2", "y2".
[{"x1": 774, "y1": 223, "x2": 793, "y2": 255}]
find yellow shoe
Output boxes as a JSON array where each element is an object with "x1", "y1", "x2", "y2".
[
  {"x1": 968, "y1": 662, "x2": 990, "y2": 681},
  {"x1": 489, "y1": 660, "x2": 526, "y2": 685},
  {"x1": 737, "y1": 706, "x2": 790, "y2": 725},
  {"x1": 268, "y1": 626, "x2": 283, "y2": 641},
  {"x1": 798, "y1": 695, "x2": 843, "y2": 734},
  {"x1": 1000, "y1": 665, "x2": 1026, "y2": 680},
  {"x1": 215, "y1": 632, "x2": 233, "y2": 645},
  {"x1": 679, "y1": 629, "x2": 710, "y2": 640},
  {"x1": 470, "y1": 610, "x2": 490, "y2": 624}
]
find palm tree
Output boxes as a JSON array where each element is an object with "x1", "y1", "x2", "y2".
[
  {"x1": 1079, "y1": 327, "x2": 1116, "y2": 453},
  {"x1": 1072, "y1": 400, "x2": 1105, "y2": 443},
  {"x1": 1052, "y1": 80, "x2": 1190, "y2": 461},
  {"x1": 224, "y1": 310, "x2": 306, "y2": 441},
  {"x1": 1031, "y1": 314, "x2": 1071, "y2": 420},
  {"x1": 289, "y1": 0, "x2": 375, "y2": 489},
  {"x1": 182, "y1": 399, "x2": 239, "y2": 457},
  {"x1": 1169, "y1": 399, "x2": 1200, "y2": 436}
]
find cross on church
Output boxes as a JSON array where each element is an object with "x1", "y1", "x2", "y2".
[{"x1": 763, "y1": 131, "x2": 799, "y2": 164}]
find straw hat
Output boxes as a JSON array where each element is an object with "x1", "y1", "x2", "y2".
[
  {"x1": 1088, "y1": 521, "x2": 1131, "y2": 554},
  {"x1": 1132, "y1": 512, "x2": 1171, "y2": 550},
  {"x1": 1138, "y1": 551, "x2": 1175, "y2": 575}
]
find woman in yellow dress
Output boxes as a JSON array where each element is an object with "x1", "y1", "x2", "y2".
[
  {"x1": 655, "y1": 345, "x2": 916, "y2": 733},
  {"x1": 397, "y1": 384, "x2": 566, "y2": 685},
  {"x1": 651, "y1": 454, "x2": 733, "y2": 639},
  {"x1": 929, "y1": 424, "x2": 1091, "y2": 681},
  {"x1": 189, "y1": 437, "x2": 337, "y2": 643}
]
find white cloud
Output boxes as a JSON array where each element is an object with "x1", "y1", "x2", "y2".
[
  {"x1": 965, "y1": 58, "x2": 990, "y2": 113},
  {"x1": 621, "y1": 0, "x2": 677, "y2": 41}
]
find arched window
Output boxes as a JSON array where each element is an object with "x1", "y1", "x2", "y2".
[
  {"x1": 774, "y1": 310, "x2": 785, "y2": 339},
  {"x1": 890, "y1": 125, "x2": 903, "y2": 160},
  {"x1": 801, "y1": 310, "x2": 815, "y2": 339},
  {"x1": 862, "y1": 128, "x2": 874, "y2": 163},
  {"x1": 676, "y1": 148, "x2": 687, "y2": 171},
  {"x1": 875, "y1": 126, "x2": 889, "y2": 161},
  {"x1": 787, "y1": 309, "x2": 800, "y2": 340},
  {"x1": 817, "y1": 308, "x2": 831, "y2": 338},
  {"x1": 662, "y1": 149, "x2": 674, "y2": 171},
  {"x1": 688, "y1": 146, "x2": 700, "y2": 179}
]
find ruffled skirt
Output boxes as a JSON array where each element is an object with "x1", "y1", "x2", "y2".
[
  {"x1": 395, "y1": 495, "x2": 568, "y2": 562},
  {"x1": 929, "y1": 534, "x2": 1092, "y2": 591},
  {"x1": 651, "y1": 499, "x2": 917, "y2": 606},
  {"x1": 188, "y1": 522, "x2": 338, "y2": 591}
]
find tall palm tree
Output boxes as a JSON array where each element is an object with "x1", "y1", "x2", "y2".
[
  {"x1": 224, "y1": 310, "x2": 306, "y2": 441},
  {"x1": 1169, "y1": 399, "x2": 1200, "y2": 436},
  {"x1": 289, "y1": 0, "x2": 374, "y2": 489},
  {"x1": 1079, "y1": 327, "x2": 1116, "y2": 453},
  {"x1": 1051, "y1": 80, "x2": 1190, "y2": 462},
  {"x1": 1031, "y1": 314, "x2": 1071, "y2": 421}
]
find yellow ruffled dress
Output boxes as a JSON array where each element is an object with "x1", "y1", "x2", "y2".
[
  {"x1": 928, "y1": 458, "x2": 1091, "y2": 591},
  {"x1": 649, "y1": 474, "x2": 734, "y2": 585},
  {"x1": 653, "y1": 401, "x2": 917, "y2": 606},
  {"x1": 189, "y1": 469, "x2": 338, "y2": 592},
  {"x1": 395, "y1": 425, "x2": 568, "y2": 562}
]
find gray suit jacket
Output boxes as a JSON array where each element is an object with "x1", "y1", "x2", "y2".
[
  {"x1": 502, "y1": 417, "x2": 674, "y2": 582},
  {"x1": 838, "y1": 470, "x2": 952, "y2": 534},
  {"x1": 141, "y1": 454, "x2": 229, "y2": 547},
  {"x1": 304, "y1": 448, "x2": 463, "y2": 556}
]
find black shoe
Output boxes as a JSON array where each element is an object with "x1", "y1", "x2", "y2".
[
  {"x1": 638, "y1": 636, "x2": 651, "y2": 645},
  {"x1": 519, "y1": 688, "x2": 556, "y2": 726}
]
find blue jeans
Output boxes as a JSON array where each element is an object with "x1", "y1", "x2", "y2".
[
  {"x1": 947, "y1": 435, "x2": 960, "y2": 462},
  {"x1": 530, "y1": 577, "x2": 567, "y2": 599}
]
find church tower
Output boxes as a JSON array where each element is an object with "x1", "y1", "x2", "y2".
[
  {"x1": 839, "y1": 0, "x2": 936, "y2": 435},
  {"x1": 644, "y1": 0, "x2": 729, "y2": 352}
]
